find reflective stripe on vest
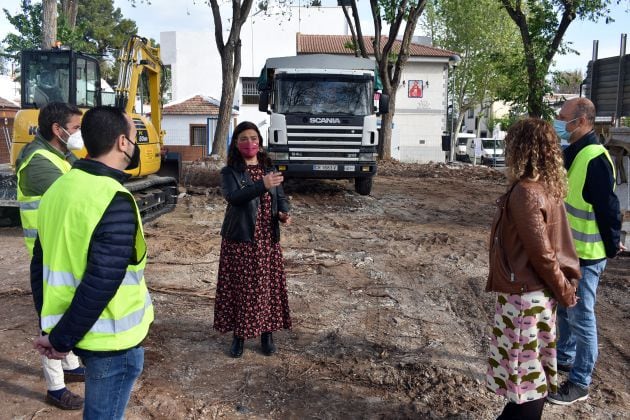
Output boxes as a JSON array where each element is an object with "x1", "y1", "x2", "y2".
[
  {"x1": 39, "y1": 168, "x2": 152, "y2": 351},
  {"x1": 41, "y1": 292, "x2": 152, "y2": 333},
  {"x1": 565, "y1": 144, "x2": 615, "y2": 259},
  {"x1": 16, "y1": 149, "x2": 71, "y2": 256},
  {"x1": 42, "y1": 266, "x2": 146, "y2": 287}
]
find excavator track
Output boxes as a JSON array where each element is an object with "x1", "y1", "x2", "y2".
[
  {"x1": 0, "y1": 170, "x2": 178, "y2": 227},
  {"x1": 0, "y1": 166, "x2": 19, "y2": 227},
  {"x1": 124, "y1": 174, "x2": 179, "y2": 224}
]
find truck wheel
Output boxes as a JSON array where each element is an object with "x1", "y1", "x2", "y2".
[{"x1": 354, "y1": 177, "x2": 373, "y2": 195}]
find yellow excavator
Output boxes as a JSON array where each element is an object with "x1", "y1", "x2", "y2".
[{"x1": 0, "y1": 35, "x2": 179, "y2": 225}]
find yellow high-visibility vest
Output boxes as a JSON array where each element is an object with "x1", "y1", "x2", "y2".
[
  {"x1": 16, "y1": 149, "x2": 71, "y2": 256},
  {"x1": 565, "y1": 144, "x2": 615, "y2": 260},
  {"x1": 39, "y1": 167, "x2": 152, "y2": 351}
]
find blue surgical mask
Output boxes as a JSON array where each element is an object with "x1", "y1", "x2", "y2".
[{"x1": 553, "y1": 117, "x2": 578, "y2": 141}]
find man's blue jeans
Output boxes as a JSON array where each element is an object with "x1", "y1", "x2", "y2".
[
  {"x1": 80, "y1": 347, "x2": 144, "y2": 420},
  {"x1": 556, "y1": 260, "x2": 606, "y2": 389}
]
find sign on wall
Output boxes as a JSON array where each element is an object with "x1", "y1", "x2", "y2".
[{"x1": 408, "y1": 80, "x2": 423, "y2": 98}]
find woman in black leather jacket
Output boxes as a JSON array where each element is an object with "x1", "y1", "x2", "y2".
[{"x1": 213, "y1": 121, "x2": 292, "y2": 358}]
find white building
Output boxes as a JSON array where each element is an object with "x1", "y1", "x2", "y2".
[{"x1": 460, "y1": 100, "x2": 511, "y2": 138}]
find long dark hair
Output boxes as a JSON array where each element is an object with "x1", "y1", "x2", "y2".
[{"x1": 226, "y1": 121, "x2": 272, "y2": 170}]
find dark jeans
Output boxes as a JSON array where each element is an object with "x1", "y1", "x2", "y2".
[{"x1": 81, "y1": 347, "x2": 144, "y2": 420}]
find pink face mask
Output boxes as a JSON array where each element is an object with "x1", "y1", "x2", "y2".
[{"x1": 237, "y1": 142, "x2": 259, "y2": 159}]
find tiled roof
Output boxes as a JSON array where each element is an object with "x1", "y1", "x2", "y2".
[
  {"x1": 0, "y1": 96, "x2": 19, "y2": 109},
  {"x1": 296, "y1": 34, "x2": 457, "y2": 58},
  {"x1": 162, "y1": 95, "x2": 220, "y2": 115}
]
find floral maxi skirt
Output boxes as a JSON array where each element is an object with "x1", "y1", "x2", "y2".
[{"x1": 486, "y1": 289, "x2": 558, "y2": 404}]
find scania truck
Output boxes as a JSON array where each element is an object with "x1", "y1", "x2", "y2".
[{"x1": 257, "y1": 54, "x2": 389, "y2": 195}]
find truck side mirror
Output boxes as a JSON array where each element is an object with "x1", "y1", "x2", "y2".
[
  {"x1": 378, "y1": 93, "x2": 390, "y2": 114},
  {"x1": 259, "y1": 90, "x2": 269, "y2": 113}
]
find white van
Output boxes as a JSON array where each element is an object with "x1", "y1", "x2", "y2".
[
  {"x1": 455, "y1": 133, "x2": 476, "y2": 162},
  {"x1": 474, "y1": 138, "x2": 505, "y2": 166}
]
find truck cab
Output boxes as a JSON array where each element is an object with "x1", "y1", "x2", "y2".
[{"x1": 258, "y1": 55, "x2": 389, "y2": 195}]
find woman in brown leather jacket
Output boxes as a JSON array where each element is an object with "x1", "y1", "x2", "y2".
[{"x1": 485, "y1": 118, "x2": 580, "y2": 420}]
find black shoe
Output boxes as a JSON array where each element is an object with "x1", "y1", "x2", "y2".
[
  {"x1": 547, "y1": 381, "x2": 589, "y2": 405},
  {"x1": 557, "y1": 363, "x2": 572, "y2": 373},
  {"x1": 45, "y1": 389, "x2": 84, "y2": 410},
  {"x1": 261, "y1": 332, "x2": 276, "y2": 356},
  {"x1": 230, "y1": 336, "x2": 244, "y2": 358}
]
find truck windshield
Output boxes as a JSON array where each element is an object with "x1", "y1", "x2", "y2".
[
  {"x1": 276, "y1": 76, "x2": 372, "y2": 116},
  {"x1": 482, "y1": 139, "x2": 504, "y2": 149}
]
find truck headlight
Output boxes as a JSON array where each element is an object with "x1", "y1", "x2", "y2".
[
  {"x1": 269, "y1": 152, "x2": 289, "y2": 160},
  {"x1": 359, "y1": 152, "x2": 377, "y2": 161}
]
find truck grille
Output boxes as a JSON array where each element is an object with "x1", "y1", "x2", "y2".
[{"x1": 286, "y1": 124, "x2": 363, "y2": 161}]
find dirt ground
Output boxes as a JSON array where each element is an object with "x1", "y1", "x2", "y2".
[{"x1": 0, "y1": 161, "x2": 628, "y2": 419}]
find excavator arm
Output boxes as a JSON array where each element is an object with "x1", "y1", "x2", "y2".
[
  {"x1": 115, "y1": 35, "x2": 163, "y2": 142},
  {"x1": 114, "y1": 36, "x2": 181, "y2": 222}
]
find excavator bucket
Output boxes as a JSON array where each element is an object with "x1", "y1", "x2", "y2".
[{"x1": 158, "y1": 151, "x2": 182, "y2": 182}]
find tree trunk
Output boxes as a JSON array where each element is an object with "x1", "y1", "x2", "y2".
[
  {"x1": 41, "y1": 0, "x2": 57, "y2": 49},
  {"x1": 208, "y1": 0, "x2": 253, "y2": 159},
  {"x1": 379, "y1": 89, "x2": 397, "y2": 159},
  {"x1": 61, "y1": 0, "x2": 79, "y2": 29},
  {"x1": 527, "y1": 74, "x2": 544, "y2": 118},
  {"x1": 212, "y1": 45, "x2": 236, "y2": 157}
]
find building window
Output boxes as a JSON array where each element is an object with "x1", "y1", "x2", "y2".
[
  {"x1": 190, "y1": 124, "x2": 207, "y2": 146},
  {"x1": 242, "y1": 77, "x2": 259, "y2": 105},
  {"x1": 468, "y1": 108, "x2": 474, "y2": 118}
]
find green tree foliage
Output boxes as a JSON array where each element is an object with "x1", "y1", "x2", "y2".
[
  {"x1": 550, "y1": 69, "x2": 583, "y2": 94},
  {"x1": 2, "y1": 1, "x2": 43, "y2": 55},
  {"x1": 0, "y1": 46, "x2": 11, "y2": 75},
  {"x1": 498, "y1": 0, "x2": 620, "y2": 118},
  {"x1": 423, "y1": 0, "x2": 520, "y2": 156},
  {"x1": 3, "y1": 0, "x2": 137, "y2": 84}
]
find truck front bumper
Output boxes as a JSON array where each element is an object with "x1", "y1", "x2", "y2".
[{"x1": 274, "y1": 162, "x2": 377, "y2": 179}]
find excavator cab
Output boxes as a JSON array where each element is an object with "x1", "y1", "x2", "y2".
[{"x1": 21, "y1": 49, "x2": 103, "y2": 109}]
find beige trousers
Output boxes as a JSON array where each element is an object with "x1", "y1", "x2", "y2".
[{"x1": 41, "y1": 352, "x2": 80, "y2": 391}]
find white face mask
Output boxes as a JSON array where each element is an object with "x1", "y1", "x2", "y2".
[{"x1": 60, "y1": 127, "x2": 85, "y2": 150}]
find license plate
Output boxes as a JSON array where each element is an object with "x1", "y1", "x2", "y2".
[
  {"x1": 314, "y1": 164, "x2": 338, "y2": 171},
  {"x1": 344, "y1": 165, "x2": 355, "y2": 172}
]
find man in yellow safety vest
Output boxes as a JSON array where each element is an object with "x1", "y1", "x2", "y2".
[
  {"x1": 16, "y1": 102, "x2": 85, "y2": 410},
  {"x1": 547, "y1": 97, "x2": 625, "y2": 406},
  {"x1": 32, "y1": 106, "x2": 152, "y2": 419}
]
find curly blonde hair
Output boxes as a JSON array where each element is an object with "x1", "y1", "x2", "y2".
[{"x1": 504, "y1": 118, "x2": 567, "y2": 200}]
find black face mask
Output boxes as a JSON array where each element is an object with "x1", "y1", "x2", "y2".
[{"x1": 124, "y1": 139, "x2": 140, "y2": 171}]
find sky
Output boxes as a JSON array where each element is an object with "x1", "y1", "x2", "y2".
[{"x1": 0, "y1": 0, "x2": 628, "y2": 74}]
